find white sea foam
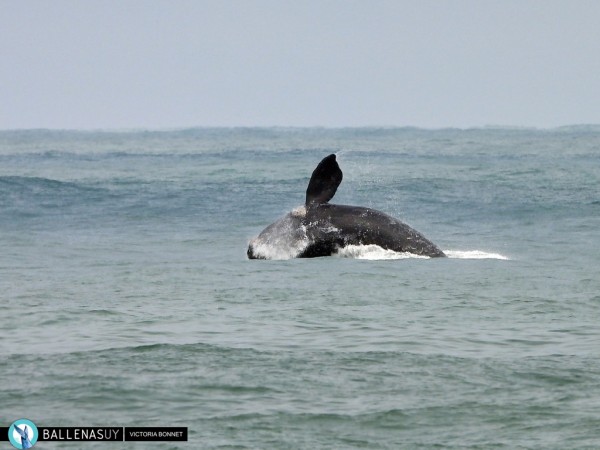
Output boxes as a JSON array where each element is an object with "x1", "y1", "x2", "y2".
[
  {"x1": 445, "y1": 250, "x2": 510, "y2": 260},
  {"x1": 333, "y1": 244, "x2": 430, "y2": 260},
  {"x1": 333, "y1": 245, "x2": 510, "y2": 260}
]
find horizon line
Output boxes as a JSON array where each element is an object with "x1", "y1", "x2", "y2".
[{"x1": 2, "y1": 123, "x2": 600, "y2": 133}]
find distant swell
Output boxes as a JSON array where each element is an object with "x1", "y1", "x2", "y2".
[{"x1": 0, "y1": 175, "x2": 100, "y2": 198}]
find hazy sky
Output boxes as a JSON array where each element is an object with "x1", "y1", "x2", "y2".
[{"x1": 2, "y1": 0, "x2": 600, "y2": 129}]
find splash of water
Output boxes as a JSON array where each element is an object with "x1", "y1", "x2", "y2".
[
  {"x1": 334, "y1": 245, "x2": 510, "y2": 260},
  {"x1": 444, "y1": 250, "x2": 510, "y2": 260},
  {"x1": 333, "y1": 244, "x2": 430, "y2": 260}
]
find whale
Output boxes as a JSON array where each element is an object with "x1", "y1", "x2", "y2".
[{"x1": 247, "y1": 154, "x2": 445, "y2": 259}]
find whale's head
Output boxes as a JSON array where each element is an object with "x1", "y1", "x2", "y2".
[
  {"x1": 247, "y1": 210, "x2": 310, "y2": 259},
  {"x1": 247, "y1": 154, "x2": 342, "y2": 259}
]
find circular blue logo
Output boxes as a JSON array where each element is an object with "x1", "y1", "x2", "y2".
[{"x1": 8, "y1": 419, "x2": 38, "y2": 449}]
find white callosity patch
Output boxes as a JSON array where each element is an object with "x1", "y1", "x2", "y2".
[
  {"x1": 317, "y1": 225, "x2": 340, "y2": 234},
  {"x1": 291, "y1": 205, "x2": 307, "y2": 217}
]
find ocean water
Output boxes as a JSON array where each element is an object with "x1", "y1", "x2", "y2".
[{"x1": 1, "y1": 127, "x2": 599, "y2": 449}]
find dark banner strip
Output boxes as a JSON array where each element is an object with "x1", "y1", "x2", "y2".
[
  {"x1": 4, "y1": 425, "x2": 188, "y2": 442},
  {"x1": 125, "y1": 427, "x2": 188, "y2": 441}
]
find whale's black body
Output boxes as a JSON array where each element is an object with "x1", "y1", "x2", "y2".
[{"x1": 247, "y1": 154, "x2": 445, "y2": 259}]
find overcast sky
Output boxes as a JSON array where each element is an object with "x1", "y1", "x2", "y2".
[{"x1": 2, "y1": 0, "x2": 600, "y2": 130}]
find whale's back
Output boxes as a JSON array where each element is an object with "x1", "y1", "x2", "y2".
[{"x1": 306, "y1": 204, "x2": 446, "y2": 258}]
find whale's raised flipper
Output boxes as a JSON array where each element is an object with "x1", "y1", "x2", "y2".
[{"x1": 305, "y1": 154, "x2": 343, "y2": 206}]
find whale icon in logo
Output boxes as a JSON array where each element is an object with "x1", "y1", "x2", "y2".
[{"x1": 9, "y1": 419, "x2": 38, "y2": 449}]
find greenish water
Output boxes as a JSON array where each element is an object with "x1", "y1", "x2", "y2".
[{"x1": 1, "y1": 128, "x2": 599, "y2": 449}]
